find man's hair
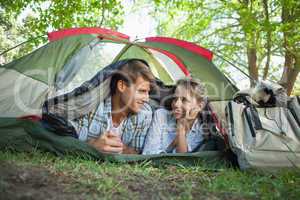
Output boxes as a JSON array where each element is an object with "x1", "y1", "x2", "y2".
[{"x1": 110, "y1": 59, "x2": 155, "y2": 94}]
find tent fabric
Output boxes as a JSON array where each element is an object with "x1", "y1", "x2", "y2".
[
  {"x1": 0, "y1": 68, "x2": 48, "y2": 117},
  {"x1": 48, "y1": 27, "x2": 130, "y2": 42},
  {"x1": 2, "y1": 35, "x2": 97, "y2": 85},
  {"x1": 147, "y1": 46, "x2": 190, "y2": 76},
  {"x1": 149, "y1": 49, "x2": 186, "y2": 81},
  {"x1": 0, "y1": 118, "x2": 223, "y2": 165},
  {"x1": 138, "y1": 41, "x2": 238, "y2": 100},
  {"x1": 146, "y1": 37, "x2": 213, "y2": 61},
  {"x1": 46, "y1": 78, "x2": 111, "y2": 120},
  {"x1": 54, "y1": 38, "x2": 100, "y2": 89},
  {"x1": 117, "y1": 45, "x2": 174, "y2": 84},
  {"x1": 43, "y1": 59, "x2": 132, "y2": 120}
]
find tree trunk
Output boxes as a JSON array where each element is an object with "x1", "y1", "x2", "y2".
[
  {"x1": 279, "y1": 55, "x2": 300, "y2": 96},
  {"x1": 247, "y1": 47, "x2": 258, "y2": 86},
  {"x1": 286, "y1": 68, "x2": 299, "y2": 95},
  {"x1": 238, "y1": 0, "x2": 259, "y2": 87},
  {"x1": 279, "y1": 51, "x2": 294, "y2": 89},
  {"x1": 262, "y1": 0, "x2": 271, "y2": 80},
  {"x1": 287, "y1": 57, "x2": 300, "y2": 95}
]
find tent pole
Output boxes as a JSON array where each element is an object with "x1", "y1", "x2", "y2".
[
  {"x1": 0, "y1": 35, "x2": 46, "y2": 56},
  {"x1": 111, "y1": 43, "x2": 134, "y2": 63},
  {"x1": 214, "y1": 52, "x2": 255, "y2": 83}
]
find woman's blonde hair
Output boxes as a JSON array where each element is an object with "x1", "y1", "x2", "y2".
[{"x1": 175, "y1": 78, "x2": 207, "y2": 102}]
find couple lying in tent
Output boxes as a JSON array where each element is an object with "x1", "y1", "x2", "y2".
[{"x1": 44, "y1": 58, "x2": 222, "y2": 155}]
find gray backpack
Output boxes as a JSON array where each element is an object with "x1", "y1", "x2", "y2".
[{"x1": 226, "y1": 95, "x2": 300, "y2": 170}]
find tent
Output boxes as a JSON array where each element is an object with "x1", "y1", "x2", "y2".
[{"x1": 0, "y1": 27, "x2": 238, "y2": 165}]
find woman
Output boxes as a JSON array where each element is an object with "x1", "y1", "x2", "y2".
[{"x1": 143, "y1": 78, "x2": 208, "y2": 154}]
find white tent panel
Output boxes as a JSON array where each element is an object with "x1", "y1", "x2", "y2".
[
  {"x1": 0, "y1": 68, "x2": 48, "y2": 117},
  {"x1": 149, "y1": 49, "x2": 186, "y2": 81}
]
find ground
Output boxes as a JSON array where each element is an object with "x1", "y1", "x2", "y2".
[{"x1": 0, "y1": 151, "x2": 299, "y2": 200}]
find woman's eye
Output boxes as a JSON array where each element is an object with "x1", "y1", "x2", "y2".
[
  {"x1": 182, "y1": 97, "x2": 188, "y2": 103},
  {"x1": 173, "y1": 97, "x2": 179, "y2": 102}
]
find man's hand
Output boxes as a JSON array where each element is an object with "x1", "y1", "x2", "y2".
[{"x1": 88, "y1": 131, "x2": 123, "y2": 153}]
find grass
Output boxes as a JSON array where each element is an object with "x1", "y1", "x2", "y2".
[{"x1": 0, "y1": 150, "x2": 299, "y2": 200}]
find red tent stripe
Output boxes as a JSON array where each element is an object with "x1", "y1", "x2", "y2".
[
  {"x1": 210, "y1": 107, "x2": 229, "y2": 146},
  {"x1": 148, "y1": 47, "x2": 190, "y2": 76},
  {"x1": 18, "y1": 115, "x2": 42, "y2": 122},
  {"x1": 48, "y1": 27, "x2": 130, "y2": 42},
  {"x1": 146, "y1": 37, "x2": 213, "y2": 61}
]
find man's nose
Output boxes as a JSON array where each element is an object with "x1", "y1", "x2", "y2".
[{"x1": 142, "y1": 92, "x2": 149, "y2": 102}]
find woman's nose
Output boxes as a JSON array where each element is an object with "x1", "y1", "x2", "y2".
[{"x1": 173, "y1": 98, "x2": 182, "y2": 107}]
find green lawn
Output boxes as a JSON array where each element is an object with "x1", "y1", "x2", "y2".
[{"x1": 0, "y1": 151, "x2": 299, "y2": 200}]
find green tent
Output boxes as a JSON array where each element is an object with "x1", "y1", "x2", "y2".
[{"x1": 0, "y1": 27, "x2": 237, "y2": 164}]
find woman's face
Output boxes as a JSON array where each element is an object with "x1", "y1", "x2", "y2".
[{"x1": 171, "y1": 85, "x2": 203, "y2": 120}]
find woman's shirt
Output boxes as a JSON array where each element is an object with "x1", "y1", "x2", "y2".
[{"x1": 143, "y1": 108, "x2": 204, "y2": 155}]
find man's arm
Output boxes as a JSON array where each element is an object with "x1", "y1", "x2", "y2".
[
  {"x1": 130, "y1": 106, "x2": 154, "y2": 154},
  {"x1": 142, "y1": 109, "x2": 166, "y2": 154}
]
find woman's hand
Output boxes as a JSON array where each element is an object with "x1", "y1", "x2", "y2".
[
  {"x1": 176, "y1": 118, "x2": 193, "y2": 135},
  {"x1": 173, "y1": 119, "x2": 190, "y2": 153}
]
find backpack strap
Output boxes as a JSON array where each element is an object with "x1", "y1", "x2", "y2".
[
  {"x1": 243, "y1": 109, "x2": 256, "y2": 137},
  {"x1": 248, "y1": 104, "x2": 263, "y2": 130},
  {"x1": 234, "y1": 92, "x2": 263, "y2": 137}
]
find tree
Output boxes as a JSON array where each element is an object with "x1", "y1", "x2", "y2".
[
  {"x1": 278, "y1": 0, "x2": 300, "y2": 95},
  {"x1": 0, "y1": 0, "x2": 124, "y2": 63},
  {"x1": 151, "y1": 0, "x2": 299, "y2": 95}
]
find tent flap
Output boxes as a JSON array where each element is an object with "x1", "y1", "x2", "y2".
[
  {"x1": 2, "y1": 35, "x2": 97, "y2": 85},
  {"x1": 0, "y1": 118, "x2": 223, "y2": 165}
]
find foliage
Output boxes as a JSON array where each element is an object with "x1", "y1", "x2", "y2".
[
  {"x1": 151, "y1": 0, "x2": 300, "y2": 92},
  {"x1": 0, "y1": 0, "x2": 124, "y2": 64},
  {"x1": 0, "y1": 12, "x2": 23, "y2": 64}
]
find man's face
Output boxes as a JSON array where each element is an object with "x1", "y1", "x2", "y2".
[{"x1": 119, "y1": 76, "x2": 151, "y2": 113}]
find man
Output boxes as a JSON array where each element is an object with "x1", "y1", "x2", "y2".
[{"x1": 75, "y1": 59, "x2": 154, "y2": 154}]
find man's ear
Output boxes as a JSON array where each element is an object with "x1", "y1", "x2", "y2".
[{"x1": 117, "y1": 80, "x2": 127, "y2": 93}]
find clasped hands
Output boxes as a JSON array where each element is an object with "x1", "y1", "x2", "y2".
[{"x1": 88, "y1": 131, "x2": 136, "y2": 154}]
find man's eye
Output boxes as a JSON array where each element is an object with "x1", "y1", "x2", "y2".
[{"x1": 138, "y1": 89, "x2": 148, "y2": 93}]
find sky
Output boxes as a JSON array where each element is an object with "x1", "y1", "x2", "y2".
[
  {"x1": 18, "y1": 0, "x2": 157, "y2": 39},
  {"x1": 119, "y1": 0, "x2": 157, "y2": 40}
]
